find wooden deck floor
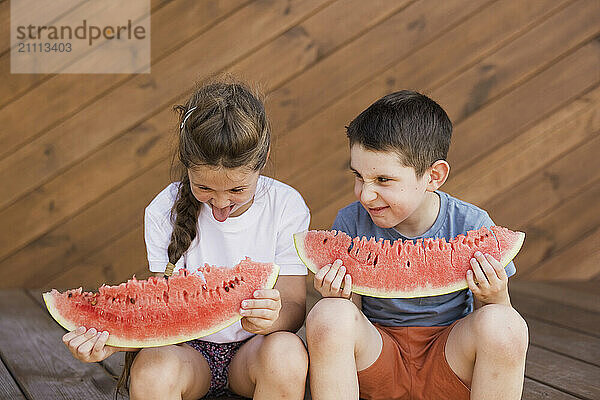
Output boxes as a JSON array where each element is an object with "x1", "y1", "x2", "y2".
[{"x1": 0, "y1": 281, "x2": 598, "y2": 399}]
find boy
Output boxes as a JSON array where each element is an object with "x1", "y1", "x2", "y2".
[{"x1": 306, "y1": 91, "x2": 528, "y2": 400}]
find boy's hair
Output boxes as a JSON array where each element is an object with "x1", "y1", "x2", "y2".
[
  {"x1": 346, "y1": 90, "x2": 452, "y2": 177},
  {"x1": 117, "y1": 78, "x2": 270, "y2": 398}
]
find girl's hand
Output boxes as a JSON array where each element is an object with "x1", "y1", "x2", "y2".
[
  {"x1": 314, "y1": 259, "x2": 352, "y2": 299},
  {"x1": 467, "y1": 252, "x2": 511, "y2": 306},
  {"x1": 62, "y1": 326, "x2": 120, "y2": 363},
  {"x1": 240, "y1": 289, "x2": 282, "y2": 335}
]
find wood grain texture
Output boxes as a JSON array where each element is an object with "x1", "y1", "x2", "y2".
[
  {"x1": 0, "y1": 0, "x2": 246, "y2": 160},
  {"x1": 512, "y1": 291, "x2": 600, "y2": 337},
  {"x1": 1, "y1": 0, "x2": 598, "y2": 288},
  {"x1": 0, "y1": 358, "x2": 26, "y2": 400},
  {"x1": 0, "y1": 290, "x2": 115, "y2": 399},
  {"x1": 525, "y1": 345, "x2": 600, "y2": 400}
]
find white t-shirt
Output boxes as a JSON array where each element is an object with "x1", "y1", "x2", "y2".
[{"x1": 144, "y1": 175, "x2": 310, "y2": 343}]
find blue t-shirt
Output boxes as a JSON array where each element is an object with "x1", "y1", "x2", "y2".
[{"x1": 331, "y1": 191, "x2": 516, "y2": 327}]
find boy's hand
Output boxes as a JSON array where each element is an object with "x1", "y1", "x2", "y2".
[
  {"x1": 466, "y1": 252, "x2": 511, "y2": 306},
  {"x1": 240, "y1": 289, "x2": 282, "y2": 334},
  {"x1": 63, "y1": 326, "x2": 120, "y2": 363},
  {"x1": 314, "y1": 259, "x2": 352, "y2": 299}
]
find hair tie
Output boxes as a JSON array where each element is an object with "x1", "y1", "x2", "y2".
[{"x1": 180, "y1": 106, "x2": 197, "y2": 130}]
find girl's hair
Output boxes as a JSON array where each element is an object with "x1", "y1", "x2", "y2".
[{"x1": 116, "y1": 78, "x2": 271, "y2": 398}]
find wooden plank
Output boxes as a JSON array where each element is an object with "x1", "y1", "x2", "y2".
[
  {"x1": 435, "y1": 0, "x2": 600, "y2": 123},
  {"x1": 274, "y1": 0, "x2": 574, "y2": 183},
  {"x1": 0, "y1": 1, "x2": 9, "y2": 56},
  {"x1": 266, "y1": 0, "x2": 489, "y2": 135},
  {"x1": 0, "y1": 2, "x2": 418, "y2": 287},
  {"x1": 512, "y1": 280, "x2": 600, "y2": 314},
  {"x1": 27, "y1": 289, "x2": 125, "y2": 383},
  {"x1": 0, "y1": 0, "x2": 171, "y2": 109},
  {"x1": 0, "y1": 290, "x2": 115, "y2": 399},
  {"x1": 522, "y1": 378, "x2": 580, "y2": 400},
  {"x1": 0, "y1": 0, "x2": 409, "y2": 288},
  {"x1": 0, "y1": 0, "x2": 328, "y2": 211},
  {"x1": 275, "y1": 1, "x2": 597, "y2": 228},
  {"x1": 0, "y1": 124, "x2": 172, "y2": 289},
  {"x1": 516, "y1": 183, "x2": 600, "y2": 276},
  {"x1": 525, "y1": 226, "x2": 600, "y2": 280},
  {"x1": 0, "y1": 357, "x2": 26, "y2": 400},
  {"x1": 0, "y1": 0, "x2": 246, "y2": 160},
  {"x1": 444, "y1": 84, "x2": 600, "y2": 206},
  {"x1": 448, "y1": 38, "x2": 600, "y2": 175},
  {"x1": 511, "y1": 290, "x2": 600, "y2": 337},
  {"x1": 0, "y1": 0, "x2": 330, "y2": 260},
  {"x1": 231, "y1": 0, "x2": 412, "y2": 88},
  {"x1": 45, "y1": 227, "x2": 149, "y2": 290},
  {"x1": 559, "y1": 280, "x2": 600, "y2": 296},
  {"x1": 525, "y1": 317, "x2": 600, "y2": 367},
  {"x1": 486, "y1": 134, "x2": 600, "y2": 229},
  {"x1": 525, "y1": 345, "x2": 600, "y2": 400}
]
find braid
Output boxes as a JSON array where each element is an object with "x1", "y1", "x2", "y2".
[
  {"x1": 168, "y1": 174, "x2": 200, "y2": 264},
  {"x1": 116, "y1": 177, "x2": 199, "y2": 399}
]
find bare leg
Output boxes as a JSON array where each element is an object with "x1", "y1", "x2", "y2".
[
  {"x1": 228, "y1": 331, "x2": 308, "y2": 399},
  {"x1": 129, "y1": 344, "x2": 211, "y2": 400},
  {"x1": 305, "y1": 298, "x2": 383, "y2": 400},
  {"x1": 445, "y1": 304, "x2": 529, "y2": 400}
]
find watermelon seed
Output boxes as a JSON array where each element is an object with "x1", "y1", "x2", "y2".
[
  {"x1": 229, "y1": 282, "x2": 235, "y2": 289},
  {"x1": 129, "y1": 298, "x2": 135, "y2": 304},
  {"x1": 224, "y1": 286, "x2": 230, "y2": 292},
  {"x1": 323, "y1": 238, "x2": 328, "y2": 244},
  {"x1": 68, "y1": 293, "x2": 72, "y2": 298},
  {"x1": 183, "y1": 290, "x2": 189, "y2": 302},
  {"x1": 406, "y1": 261, "x2": 410, "y2": 268},
  {"x1": 373, "y1": 255, "x2": 378, "y2": 266}
]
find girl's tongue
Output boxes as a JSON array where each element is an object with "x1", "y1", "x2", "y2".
[{"x1": 211, "y1": 204, "x2": 234, "y2": 222}]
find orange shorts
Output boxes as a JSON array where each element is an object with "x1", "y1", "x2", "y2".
[{"x1": 357, "y1": 321, "x2": 470, "y2": 400}]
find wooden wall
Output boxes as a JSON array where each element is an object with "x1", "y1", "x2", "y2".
[{"x1": 1, "y1": 0, "x2": 599, "y2": 290}]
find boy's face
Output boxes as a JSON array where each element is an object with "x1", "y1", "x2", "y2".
[{"x1": 350, "y1": 144, "x2": 431, "y2": 230}]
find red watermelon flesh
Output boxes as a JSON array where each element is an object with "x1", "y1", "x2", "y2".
[
  {"x1": 43, "y1": 258, "x2": 279, "y2": 348},
  {"x1": 294, "y1": 226, "x2": 524, "y2": 298}
]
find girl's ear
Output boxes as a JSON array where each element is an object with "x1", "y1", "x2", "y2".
[{"x1": 426, "y1": 160, "x2": 450, "y2": 191}]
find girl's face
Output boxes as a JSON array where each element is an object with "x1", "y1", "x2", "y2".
[
  {"x1": 350, "y1": 144, "x2": 432, "y2": 231},
  {"x1": 188, "y1": 165, "x2": 261, "y2": 222}
]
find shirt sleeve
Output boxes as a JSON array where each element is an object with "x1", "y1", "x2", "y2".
[
  {"x1": 331, "y1": 209, "x2": 356, "y2": 237},
  {"x1": 144, "y1": 207, "x2": 184, "y2": 273},
  {"x1": 478, "y1": 212, "x2": 517, "y2": 278},
  {"x1": 275, "y1": 196, "x2": 311, "y2": 276}
]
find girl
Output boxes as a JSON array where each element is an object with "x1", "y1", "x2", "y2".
[{"x1": 62, "y1": 79, "x2": 310, "y2": 399}]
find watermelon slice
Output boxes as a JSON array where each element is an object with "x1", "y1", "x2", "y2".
[
  {"x1": 294, "y1": 226, "x2": 524, "y2": 298},
  {"x1": 43, "y1": 258, "x2": 279, "y2": 348}
]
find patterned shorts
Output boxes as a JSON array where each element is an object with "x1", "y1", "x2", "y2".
[{"x1": 186, "y1": 338, "x2": 250, "y2": 398}]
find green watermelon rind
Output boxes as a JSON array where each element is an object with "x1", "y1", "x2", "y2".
[
  {"x1": 294, "y1": 230, "x2": 525, "y2": 299},
  {"x1": 43, "y1": 264, "x2": 280, "y2": 348}
]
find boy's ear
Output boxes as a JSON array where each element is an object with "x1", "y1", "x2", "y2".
[{"x1": 426, "y1": 160, "x2": 450, "y2": 191}]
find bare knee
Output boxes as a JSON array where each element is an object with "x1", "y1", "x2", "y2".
[
  {"x1": 306, "y1": 297, "x2": 360, "y2": 349},
  {"x1": 130, "y1": 347, "x2": 183, "y2": 395},
  {"x1": 473, "y1": 304, "x2": 529, "y2": 363},
  {"x1": 255, "y1": 331, "x2": 308, "y2": 384}
]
